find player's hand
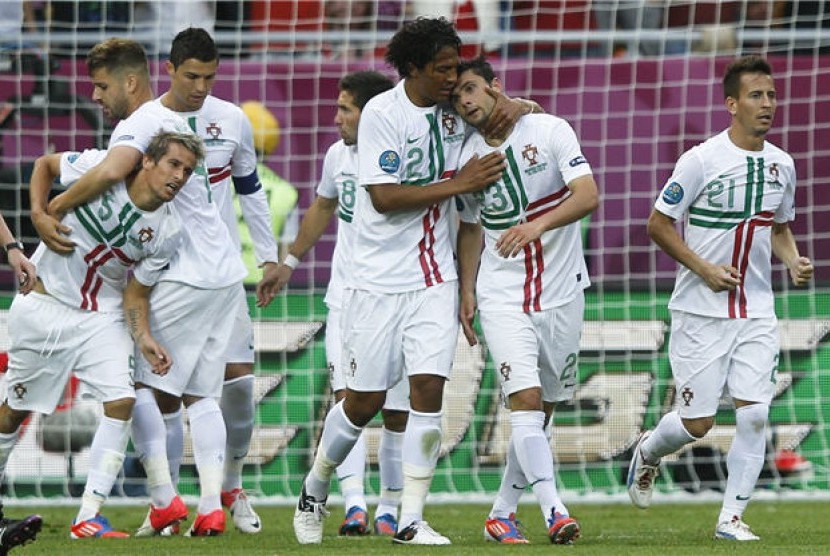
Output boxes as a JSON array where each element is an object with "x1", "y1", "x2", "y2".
[
  {"x1": 790, "y1": 256, "x2": 813, "y2": 286},
  {"x1": 496, "y1": 221, "x2": 544, "y2": 258},
  {"x1": 459, "y1": 292, "x2": 478, "y2": 346},
  {"x1": 138, "y1": 337, "x2": 173, "y2": 376},
  {"x1": 455, "y1": 152, "x2": 506, "y2": 194},
  {"x1": 255, "y1": 261, "x2": 285, "y2": 307},
  {"x1": 701, "y1": 263, "x2": 741, "y2": 292},
  {"x1": 8, "y1": 250, "x2": 36, "y2": 294},
  {"x1": 31, "y1": 210, "x2": 75, "y2": 254},
  {"x1": 481, "y1": 88, "x2": 530, "y2": 138}
]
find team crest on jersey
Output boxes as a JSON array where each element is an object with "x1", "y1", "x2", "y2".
[
  {"x1": 499, "y1": 362, "x2": 512, "y2": 381},
  {"x1": 204, "y1": 122, "x2": 225, "y2": 145},
  {"x1": 681, "y1": 386, "x2": 694, "y2": 406},
  {"x1": 442, "y1": 113, "x2": 464, "y2": 144},
  {"x1": 767, "y1": 163, "x2": 783, "y2": 189},
  {"x1": 522, "y1": 144, "x2": 547, "y2": 175},
  {"x1": 662, "y1": 182, "x2": 684, "y2": 205},
  {"x1": 13, "y1": 383, "x2": 26, "y2": 400},
  {"x1": 379, "y1": 150, "x2": 400, "y2": 174},
  {"x1": 137, "y1": 227, "x2": 155, "y2": 244}
]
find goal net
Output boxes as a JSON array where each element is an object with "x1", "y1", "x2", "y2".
[{"x1": 0, "y1": 0, "x2": 828, "y2": 503}]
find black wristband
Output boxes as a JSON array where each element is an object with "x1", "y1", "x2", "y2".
[{"x1": 4, "y1": 241, "x2": 23, "y2": 253}]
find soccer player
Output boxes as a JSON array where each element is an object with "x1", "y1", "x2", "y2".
[
  {"x1": 131, "y1": 27, "x2": 280, "y2": 536},
  {"x1": 1, "y1": 129, "x2": 201, "y2": 540},
  {"x1": 293, "y1": 17, "x2": 532, "y2": 546},
  {"x1": 275, "y1": 70, "x2": 408, "y2": 537},
  {"x1": 34, "y1": 37, "x2": 259, "y2": 537},
  {"x1": 453, "y1": 57, "x2": 597, "y2": 545},
  {"x1": 627, "y1": 55, "x2": 813, "y2": 541}
]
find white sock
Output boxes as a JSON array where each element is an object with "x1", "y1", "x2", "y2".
[
  {"x1": 490, "y1": 427, "x2": 527, "y2": 519},
  {"x1": 642, "y1": 410, "x2": 697, "y2": 463},
  {"x1": 221, "y1": 375, "x2": 255, "y2": 492},
  {"x1": 163, "y1": 408, "x2": 183, "y2": 486},
  {"x1": 131, "y1": 389, "x2": 175, "y2": 507},
  {"x1": 305, "y1": 400, "x2": 362, "y2": 501},
  {"x1": 375, "y1": 427, "x2": 404, "y2": 520},
  {"x1": 719, "y1": 403, "x2": 768, "y2": 524},
  {"x1": 511, "y1": 410, "x2": 565, "y2": 521},
  {"x1": 187, "y1": 398, "x2": 226, "y2": 514},
  {"x1": 337, "y1": 431, "x2": 367, "y2": 511},
  {"x1": 76, "y1": 415, "x2": 130, "y2": 522},
  {"x1": 0, "y1": 429, "x2": 19, "y2": 481},
  {"x1": 399, "y1": 410, "x2": 442, "y2": 527}
]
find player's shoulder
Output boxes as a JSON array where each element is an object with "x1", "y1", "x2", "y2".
[
  {"x1": 202, "y1": 95, "x2": 245, "y2": 119},
  {"x1": 326, "y1": 139, "x2": 350, "y2": 158},
  {"x1": 762, "y1": 139, "x2": 794, "y2": 164},
  {"x1": 363, "y1": 84, "x2": 400, "y2": 114}
]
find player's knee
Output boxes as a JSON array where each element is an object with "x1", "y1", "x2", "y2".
[
  {"x1": 682, "y1": 415, "x2": 715, "y2": 438},
  {"x1": 508, "y1": 387, "x2": 543, "y2": 411},
  {"x1": 103, "y1": 397, "x2": 135, "y2": 420},
  {"x1": 381, "y1": 408, "x2": 408, "y2": 432}
]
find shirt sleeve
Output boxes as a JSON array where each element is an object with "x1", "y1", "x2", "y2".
[
  {"x1": 653, "y1": 147, "x2": 705, "y2": 220},
  {"x1": 59, "y1": 149, "x2": 108, "y2": 187}
]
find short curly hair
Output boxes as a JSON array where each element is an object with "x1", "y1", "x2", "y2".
[{"x1": 385, "y1": 17, "x2": 461, "y2": 79}]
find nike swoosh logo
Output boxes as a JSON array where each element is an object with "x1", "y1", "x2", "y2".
[
  {"x1": 736, "y1": 495, "x2": 751, "y2": 501},
  {"x1": 511, "y1": 483, "x2": 526, "y2": 490},
  {"x1": 406, "y1": 136, "x2": 422, "y2": 144}
]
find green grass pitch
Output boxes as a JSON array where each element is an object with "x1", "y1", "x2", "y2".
[{"x1": 5, "y1": 500, "x2": 830, "y2": 554}]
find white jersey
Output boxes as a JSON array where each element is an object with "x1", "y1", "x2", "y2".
[
  {"x1": 174, "y1": 95, "x2": 278, "y2": 267},
  {"x1": 318, "y1": 140, "x2": 358, "y2": 309},
  {"x1": 109, "y1": 100, "x2": 246, "y2": 288},
  {"x1": 458, "y1": 114, "x2": 592, "y2": 312},
  {"x1": 354, "y1": 79, "x2": 467, "y2": 292},
  {"x1": 654, "y1": 129, "x2": 796, "y2": 319},
  {"x1": 32, "y1": 149, "x2": 182, "y2": 313}
]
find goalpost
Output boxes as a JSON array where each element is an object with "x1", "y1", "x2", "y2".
[{"x1": 0, "y1": 0, "x2": 828, "y2": 503}]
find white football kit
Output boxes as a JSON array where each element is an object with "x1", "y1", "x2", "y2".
[
  {"x1": 654, "y1": 129, "x2": 795, "y2": 416},
  {"x1": 342, "y1": 80, "x2": 467, "y2": 391},
  {"x1": 176, "y1": 95, "x2": 278, "y2": 365},
  {"x1": 117, "y1": 100, "x2": 247, "y2": 398},
  {"x1": 7, "y1": 149, "x2": 182, "y2": 413},
  {"x1": 318, "y1": 140, "x2": 408, "y2": 409},
  {"x1": 458, "y1": 114, "x2": 592, "y2": 402}
]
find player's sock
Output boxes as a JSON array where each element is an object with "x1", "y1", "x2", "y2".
[
  {"x1": 132, "y1": 388, "x2": 175, "y2": 507},
  {"x1": 719, "y1": 403, "x2": 768, "y2": 523},
  {"x1": 641, "y1": 410, "x2": 697, "y2": 463},
  {"x1": 510, "y1": 410, "x2": 566, "y2": 520},
  {"x1": 375, "y1": 427, "x2": 404, "y2": 519},
  {"x1": 337, "y1": 431, "x2": 367, "y2": 511},
  {"x1": 0, "y1": 429, "x2": 19, "y2": 480},
  {"x1": 306, "y1": 400, "x2": 362, "y2": 501},
  {"x1": 163, "y1": 408, "x2": 184, "y2": 486},
  {"x1": 490, "y1": 427, "x2": 527, "y2": 518},
  {"x1": 399, "y1": 410, "x2": 442, "y2": 526},
  {"x1": 187, "y1": 398, "x2": 226, "y2": 514},
  {"x1": 220, "y1": 375, "x2": 255, "y2": 492},
  {"x1": 76, "y1": 415, "x2": 130, "y2": 522}
]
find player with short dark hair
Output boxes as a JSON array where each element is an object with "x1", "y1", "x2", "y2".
[
  {"x1": 276, "y1": 70, "x2": 409, "y2": 537},
  {"x1": 454, "y1": 56, "x2": 597, "y2": 545},
  {"x1": 628, "y1": 55, "x2": 813, "y2": 541}
]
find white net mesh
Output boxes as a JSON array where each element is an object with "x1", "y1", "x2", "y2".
[{"x1": 0, "y1": 0, "x2": 828, "y2": 501}]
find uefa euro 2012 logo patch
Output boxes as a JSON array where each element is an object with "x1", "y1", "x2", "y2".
[
  {"x1": 379, "y1": 150, "x2": 400, "y2": 174},
  {"x1": 662, "y1": 182, "x2": 684, "y2": 205}
]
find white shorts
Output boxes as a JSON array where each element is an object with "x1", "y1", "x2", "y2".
[
  {"x1": 223, "y1": 284, "x2": 255, "y2": 365},
  {"x1": 135, "y1": 282, "x2": 241, "y2": 398},
  {"x1": 341, "y1": 282, "x2": 458, "y2": 393},
  {"x1": 480, "y1": 293, "x2": 583, "y2": 405},
  {"x1": 669, "y1": 311, "x2": 779, "y2": 418},
  {"x1": 6, "y1": 292, "x2": 134, "y2": 414},
  {"x1": 327, "y1": 305, "x2": 410, "y2": 412}
]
